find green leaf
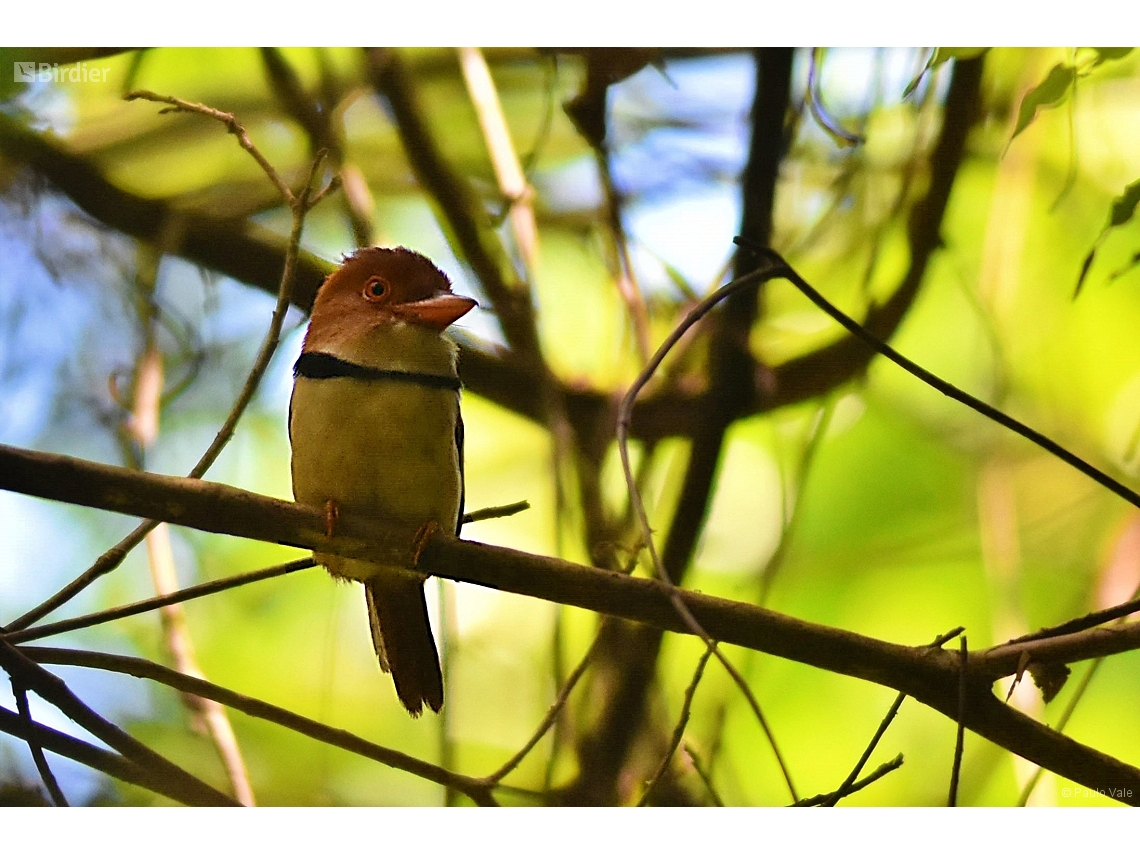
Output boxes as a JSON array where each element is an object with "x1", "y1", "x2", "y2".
[
  {"x1": 1107, "y1": 250, "x2": 1140, "y2": 285},
  {"x1": 1011, "y1": 63, "x2": 1076, "y2": 140},
  {"x1": 1028, "y1": 660, "x2": 1071, "y2": 704},
  {"x1": 902, "y1": 48, "x2": 987, "y2": 99},
  {"x1": 901, "y1": 51, "x2": 936, "y2": 99},
  {"x1": 1109, "y1": 177, "x2": 1140, "y2": 227},
  {"x1": 934, "y1": 47, "x2": 988, "y2": 65},
  {"x1": 1073, "y1": 244, "x2": 1099, "y2": 298},
  {"x1": 1090, "y1": 47, "x2": 1133, "y2": 68},
  {"x1": 1073, "y1": 177, "x2": 1140, "y2": 297}
]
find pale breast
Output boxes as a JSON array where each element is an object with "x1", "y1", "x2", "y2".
[{"x1": 290, "y1": 377, "x2": 462, "y2": 531}]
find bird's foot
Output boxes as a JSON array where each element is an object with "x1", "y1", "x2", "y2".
[
  {"x1": 324, "y1": 498, "x2": 340, "y2": 539},
  {"x1": 411, "y1": 521, "x2": 441, "y2": 566}
]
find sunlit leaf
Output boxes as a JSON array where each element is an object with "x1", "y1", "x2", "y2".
[
  {"x1": 1011, "y1": 62, "x2": 1076, "y2": 140},
  {"x1": 1107, "y1": 251, "x2": 1140, "y2": 286},
  {"x1": 1109, "y1": 177, "x2": 1140, "y2": 228},
  {"x1": 1073, "y1": 177, "x2": 1140, "y2": 296},
  {"x1": 1090, "y1": 47, "x2": 1133, "y2": 67},
  {"x1": 934, "y1": 47, "x2": 988, "y2": 64},
  {"x1": 902, "y1": 47, "x2": 988, "y2": 99},
  {"x1": 1028, "y1": 660, "x2": 1071, "y2": 704}
]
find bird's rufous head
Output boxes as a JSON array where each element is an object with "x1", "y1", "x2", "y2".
[{"x1": 303, "y1": 247, "x2": 476, "y2": 353}]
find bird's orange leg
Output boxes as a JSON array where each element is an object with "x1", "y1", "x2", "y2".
[
  {"x1": 324, "y1": 499, "x2": 340, "y2": 539},
  {"x1": 412, "y1": 521, "x2": 442, "y2": 565}
]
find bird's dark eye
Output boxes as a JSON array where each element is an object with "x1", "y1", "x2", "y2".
[{"x1": 363, "y1": 276, "x2": 391, "y2": 302}]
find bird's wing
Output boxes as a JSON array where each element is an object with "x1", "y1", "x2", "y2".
[{"x1": 455, "y1": 410, "x2": 465, "y2": 537}]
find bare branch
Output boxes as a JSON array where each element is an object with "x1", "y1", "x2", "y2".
[
  {"x1": 23, "y1": 646, "x2": 498, "y2": 806},
  {"x1": 5, "y1": 116, "x2": 329, "y2": 631},
  {"x1": 0, "y1": 638, "x2": 236, "y2": 806},
  {"x1": 6, "y1": 559, "x2": 313, "y2": 644},
  {"x1": 12, "y1": 682, "x2": 68, "y2": 806},
  {"x1": 0, "y1": 703, "x2": 219, "y2": 805},
  {"x1": 638, "y1": 644, "x2": 714, "y2": 805},
  {"x1": 3, "y1": 440, "x2": 1139, "y2": 800},
  {"x1": 124, "y1": 90, "x2": 296, "y2": 202},
  {"x1": 794, "y1": 755, "x2": 904, "y2": 807},
  {"x1": 948, "y1": 636, "x2": 968, "y2": 806}
]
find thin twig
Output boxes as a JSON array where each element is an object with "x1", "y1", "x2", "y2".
[
  {"x1": 598, "y1": 151, "x2": 651, "y2": 364},
  {"x1": 458, "y1": 47, "x2": 540, "y2": 278},
  {"x1": 734, "y1": 240, "x2": 1140, "y2": 512},
  {"x1": 932, "y1": 627, "x2": 967, "y2": 648},
  {"x1": 124, "y1": 90, "x2": 296, "y2": 202},
  {"x1": 757, "y1": 399, "x2": 838, "y2": 606},
  {"x1": 6, "y1": 559, "x2": 314, "y2": 644},
  {"x1": 462, "y1": 500, "x2": 530, "y2": 524},
  {"x1": 1000, "y1": 597, "x2": 1140, "y2": 647},
  {"x1": 820, "y1": 693, "x2": 907, "y2": 807},
  {"x1": 543, "y1": 607, "x2": 568, "y2": 793},
  {"x1": 615, "y1": 259, "x2": 799, "y2": 801},
  {"x1": 682, "y1": 742, "x2": 725, "y2": 806},
  {"x1": 638, "y1": 644, "x2": 715, "y2": 805},
  {"x1": 794, "y1": 755, "x2": 904, "y2": 806},
  {"x1": 12, "y1": 682, "x2": 68, "y2": 806},
  {"x1": 486, "y1": 624, "x2": 606, "y2": 785},
  {"x1": 258, "y1": 48, "x2": 367, "y2": 244},
  {"x1": 819, "y1": 628, "x2": 958, "y2": 807},
  {"x1": 23, "y1": 645, "x2": 498, "y2": 806},
  {"x1": 949, "y1": 635, "x2": 969, "y2": 806},
  {"x1": 4, "y1": 119, "x2": 329, "y2": 633},
  {"x1": 805, "y1": 48, "x2": 866, "y2": 147},
  {"x1": 0, "y1": 639, "x2": 236, "y2": 806}
]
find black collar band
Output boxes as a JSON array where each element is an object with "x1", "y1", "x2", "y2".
[{"x1": 294, "y1": 352, "x2": 461, "y2": 391}]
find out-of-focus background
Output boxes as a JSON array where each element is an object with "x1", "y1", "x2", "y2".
[{"x1": 1, "y1": 47, "x2": 1139, "y2": 806}]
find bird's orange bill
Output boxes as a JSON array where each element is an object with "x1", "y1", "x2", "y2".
[{"x1": 391, "y1": 294, "x2": 477, "y2": 331}]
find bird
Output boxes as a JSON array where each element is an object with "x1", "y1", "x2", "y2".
[{"x1": 289, "y1": 246, "x2": 476, "y2": 716}]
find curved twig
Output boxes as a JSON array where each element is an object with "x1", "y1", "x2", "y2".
[
  {"x1": 4, "y1": 104, "x2": 330, "y2": 633},
  {"x1": 616, "y1": 260, "x2": 799, "y2": 800},
  {"x1": 22, "y1": 646, "x2": 498, "y2": 806},
  {"x1": 0, "y1": 639, "x2": 236, "y2": 806},
  {"x1": 3, "y1": 440, "x2": 1140, "y2": 799}
]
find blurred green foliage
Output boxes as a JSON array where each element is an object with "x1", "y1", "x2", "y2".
[{"x1": 2, "y1": 47, "x2": 1140, "y2": 806}]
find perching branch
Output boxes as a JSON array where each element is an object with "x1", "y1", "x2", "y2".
[
  {"x1": 5, "y1": 97, "x2": 330, "y2": 633},
  {"x1": 2, "y1": 440, "x2": 1139, "y2": 802}
]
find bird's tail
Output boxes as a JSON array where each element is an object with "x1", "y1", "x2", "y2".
[{"x1": 364, "y1": 577, "x2": 444, "y2": 716}]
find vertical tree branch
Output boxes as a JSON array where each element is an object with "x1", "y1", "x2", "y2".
[
  {"x1": 3, "y1": 109, "x2": 329, "y2": 633},
  {"x1": 564, "y1": 48, "x2": 795, "y2": 806}
]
